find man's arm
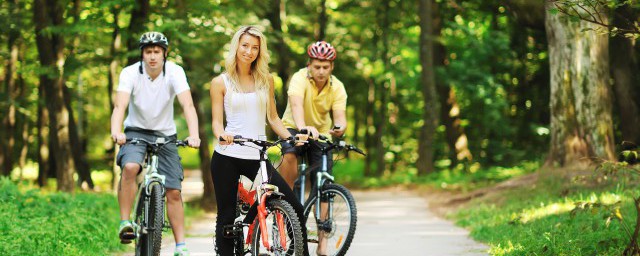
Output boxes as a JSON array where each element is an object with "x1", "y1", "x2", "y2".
[
  {"x1": 111, "y1": 92, "x2": 131, "y2": 145},
  {"x1": 329, "y1": 108, "x2": 347, "y2": 138},
  {"x1": 176, "y1": 90, "x2": 201, "y2": 148},
  {"x1": 290, "y1": 95, "x2": 319, "y2": 138}
]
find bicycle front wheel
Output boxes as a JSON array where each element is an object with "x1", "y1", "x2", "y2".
[
  {"x1": 251, "y1": 198, "x2": 304, "y2": 255},
  {"x1": 137, "y1": 183, "x2": 164, "y2": 256},
  {"x1": 303, "y1": 184, "x2": 357, "y2": 256}
]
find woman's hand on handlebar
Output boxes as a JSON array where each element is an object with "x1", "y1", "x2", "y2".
[{"x1": 218, "y1": 132, "x2": 235, "y2": 145}]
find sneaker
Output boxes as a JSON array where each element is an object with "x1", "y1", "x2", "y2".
[
  {"x1": 174, "y1": 247, "x2": 190, "y2": 256},
  {"x1": 118, "y1": 220, "x2": 135, "y2": 244}
]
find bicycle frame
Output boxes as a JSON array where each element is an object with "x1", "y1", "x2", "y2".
[
  {"x1": 131, "y1": 149, "x2": 166, "y2": 237},
  {"x1": 233, "y1": 138, "x2": 289, "y2": 250}
]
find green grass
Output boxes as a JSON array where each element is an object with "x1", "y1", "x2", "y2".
[
  {"x1": 0, "y1": 177, "x2": 126, "y2": 255},
  {"x1": 450, "y1": 167, "x2": 635, "y2": 255},
  {"x1": 333, "y1": 158, "x2": 539, "y2": 190}
]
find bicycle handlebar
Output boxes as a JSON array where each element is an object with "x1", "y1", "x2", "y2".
[
  {"x1": 314, "y1": 135, "x2": 366, "y2": 156},
  {"x1": 126, "y1": 138, "x2": 189, "y2": 147},
  {"x1": 218, "y1": 135, "x2": 307, "y2": 148}
]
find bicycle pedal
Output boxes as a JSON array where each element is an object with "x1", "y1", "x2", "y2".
[
  {"x1": 317, "y1": 220, "x2": 333, "y2": 232},
  {"x1": 119, "y1": 231, "x2": 136, "y2": 241},
  {"x1": 222, "y1": 223, "x2": 243, "y2": 238}
]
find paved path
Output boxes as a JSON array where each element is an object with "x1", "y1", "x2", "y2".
[
  {"x1": 120, "y1": 171, "x2": 488, "y2": 255},
  {"x1": 348, "y1": 189, "x2": 488, "y2": 255}
]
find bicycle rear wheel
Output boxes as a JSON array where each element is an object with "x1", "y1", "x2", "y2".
[
  {"x1": 251, "y1": 198, "x2": 304, "y2": 255},
  {"x1": 136, "y1": 183, "x2": 165, "y2": 256},
  {"x1": 303, "y1": 184, "x2": 357, "y2": 256}
]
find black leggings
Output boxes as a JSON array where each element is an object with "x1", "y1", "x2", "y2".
[{"x1": 211, "y1": 152, "x2": 309, "y2": 256}]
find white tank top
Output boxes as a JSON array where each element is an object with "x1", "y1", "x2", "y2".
[{"x1": 214, "y1": 74, "x2": 266, "y2": 160}]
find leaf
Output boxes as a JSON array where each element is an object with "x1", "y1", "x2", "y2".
[{"x1": 615, "y1": 208, "x2": 623, "y2": 220}]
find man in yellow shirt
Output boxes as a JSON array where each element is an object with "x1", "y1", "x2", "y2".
[
  {"x1": 280, "y1": 41, "x2": 347, "y2": 190},
  {"x1": 279, "y1": 40, "x2": 347, "y2": 256}
]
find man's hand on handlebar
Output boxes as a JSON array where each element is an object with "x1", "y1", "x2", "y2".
[
  {"x1": 329, "y1": 125, "x2": 345, "y2": 138},
  {"x1": 112, "y1": 132, "x2": 127, "y2": 146},
  {"x1": 185, "y1": 136, "x2": 201, "y2": 148},
  {"x1": 293, "y1": 132, "x2": 309, "y2": 146},
  {"x1": 301, "y1": 126, "x2": 320, "y2": 139}
]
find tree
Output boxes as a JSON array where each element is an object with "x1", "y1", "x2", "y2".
[
  {"x1": 33, "y1": 0, "x2": 75, "y2": 192},
  {"x1": 417, "y1": 0, "x2": 440, "y2": 174},
  {"x1": 544, "y1": 1, "x2": 615, "y2": 166}
]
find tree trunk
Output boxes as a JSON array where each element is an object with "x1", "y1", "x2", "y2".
[
  {"x1": 263, "y1": 0, "x2": 290, "y2": 114},
  {"x1": 193, "y1": 91, "x2": 215, "y2": 211},
  {"x1": 126, "y1": 0, "x2": 150, "y2": 66},
  {"x1": 417, "y1": 0, "x2": 440, "y2": 175},
  {"x1": 610, "y1": 5, "x2": 640, "y2": 143},
  {"x1": 364, "y1": 77, "x2": 375, "y2": 177},
  {"x1": 37, "y1": 85, "x2": 49, "y2": 187},
  {"x1": 108, "y1": 6, "x2": 122, "y2": 189},
  {"x1": 174, "y1": 0, "x2": 216, "y2": 211},
  {"x1": 316, "y1": 0, "x2": 327, "y2": 41},
  {"x1": 1, "y1": 0, "x2": 21, "y2": 176},
  {"x1": 63, "y1": 83, "x2": 94, "y2": 189},
  {"x1": 374, "y1": 0, "x2": 392, "y2": 176},
  {"x1": 34, "y1": 0, "x2": 75, "y2": 192},
  {"x1": 544, "y1": 2, "x2": 615, "y2": 166}
]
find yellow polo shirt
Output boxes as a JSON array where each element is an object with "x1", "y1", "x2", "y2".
[{"x1": 282, "y1": 68, "x2": 347, "y2": 136}]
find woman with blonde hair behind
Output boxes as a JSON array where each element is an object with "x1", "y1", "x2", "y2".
[{"x1": 209, "y1": 25, "x2": 309, "y2": 255}]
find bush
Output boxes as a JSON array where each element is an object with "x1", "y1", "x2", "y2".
[{"x1": 0, "y1": 178, "x2": 125, "y2": 255}]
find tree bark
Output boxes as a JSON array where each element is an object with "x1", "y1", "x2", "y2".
[
  {"x1": 193, "y1": 91, "x2": 215, "y2": 211},
  {"x1": 33, "y1": 0, "x2": 75, "y2": 192},
  {"x1": 126, "y1": 0, "x2": 150, "y2": 66},
  {"x1": 610, "y1": 5, "x2": 640, "y2": 143},
  {"x1": 364, "y1": 77, "x2": 375, "y2": 177},
  {"x1": 174, "y1": 0, "x2": 216, "y2": 211},
  {"x1": 373, "y1": 0, "x2": 392, "y2": 176},
  {"x1": 264, "y1": 0, "x2": 290, "y2": 114},
  {"x1": 417, "y1": 0, "x2": 440, "y2": 175},
  {"x1": 37, "y1": 85, "x2": 49, "y2": 187},
  {"x1": 108, "y1": 6, "x2": 122, "y2": 189},
  {"x1": 544, "y1": 1, "x2": 615, "y2": 166},
  {"x1": 316, "y1": 0, "x2": 327, "y2": 41},
  {"x1": 1, "y1": 0, "x2": 20, "y2": 176}
]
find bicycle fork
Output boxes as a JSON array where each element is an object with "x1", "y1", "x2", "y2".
[{"x1": 315, "y1": 154, "x2": 335, "y2": 231}]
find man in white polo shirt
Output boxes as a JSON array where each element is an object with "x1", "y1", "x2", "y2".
[{"x1": 110, "y1": 31, "x2": 200, "y2": 256}]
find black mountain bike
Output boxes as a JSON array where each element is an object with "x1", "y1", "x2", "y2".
[{"x1": 293, "y1": 134, "x2": 365, "y2": 256}]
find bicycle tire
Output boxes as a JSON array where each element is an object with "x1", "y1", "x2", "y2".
[
  {"x1": 138, "y1": 183, "x2": 164, "y2": 256},
  {"x1": 251, "y1": 198, "x2": 304, "y2": 255},
  {"x1": 303, "y1": 184, "x2": 357, "y2": 256},
  {"x1": 134, "y1": 190, "x2": 146, "y2": 256}
]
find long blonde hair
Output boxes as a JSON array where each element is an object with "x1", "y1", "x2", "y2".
[{"x1": 224, "y1": 25, "x2": 271, "y2": 115}]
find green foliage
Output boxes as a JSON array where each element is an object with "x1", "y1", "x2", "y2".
[
  {"x1": 451, "y1": 168, "x2": 638, "y2": 255},
  {"x1": 0, "y1": 177, "x2": 126, "y2": 255}
]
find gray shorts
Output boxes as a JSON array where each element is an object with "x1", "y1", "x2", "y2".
[{"x1": 116, "y1": 128, "x2": 184, "y2": 190}]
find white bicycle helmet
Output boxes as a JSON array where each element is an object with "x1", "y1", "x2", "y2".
[{"x1": 139, "y1": 32, "x2": 169, "y2": 50}]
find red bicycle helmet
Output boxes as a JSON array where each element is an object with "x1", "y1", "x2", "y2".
[{"x1": 307, "y1": 41, "x2": 337, "y2": 61}]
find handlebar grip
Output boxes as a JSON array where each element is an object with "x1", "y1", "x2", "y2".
[
  {"x1": 318, "y1": 135, "x2": 328, "y2": 141},
  {"x1": 219, "y1": 136, "x2": 226, "y2": 142},
  {"x1": 300, "y1": 128, "x2": 308, "y2": 134}
]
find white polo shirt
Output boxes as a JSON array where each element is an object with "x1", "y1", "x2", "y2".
[{"x1": 117, "y1": 61, "x2": 190, "y2": 136}]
